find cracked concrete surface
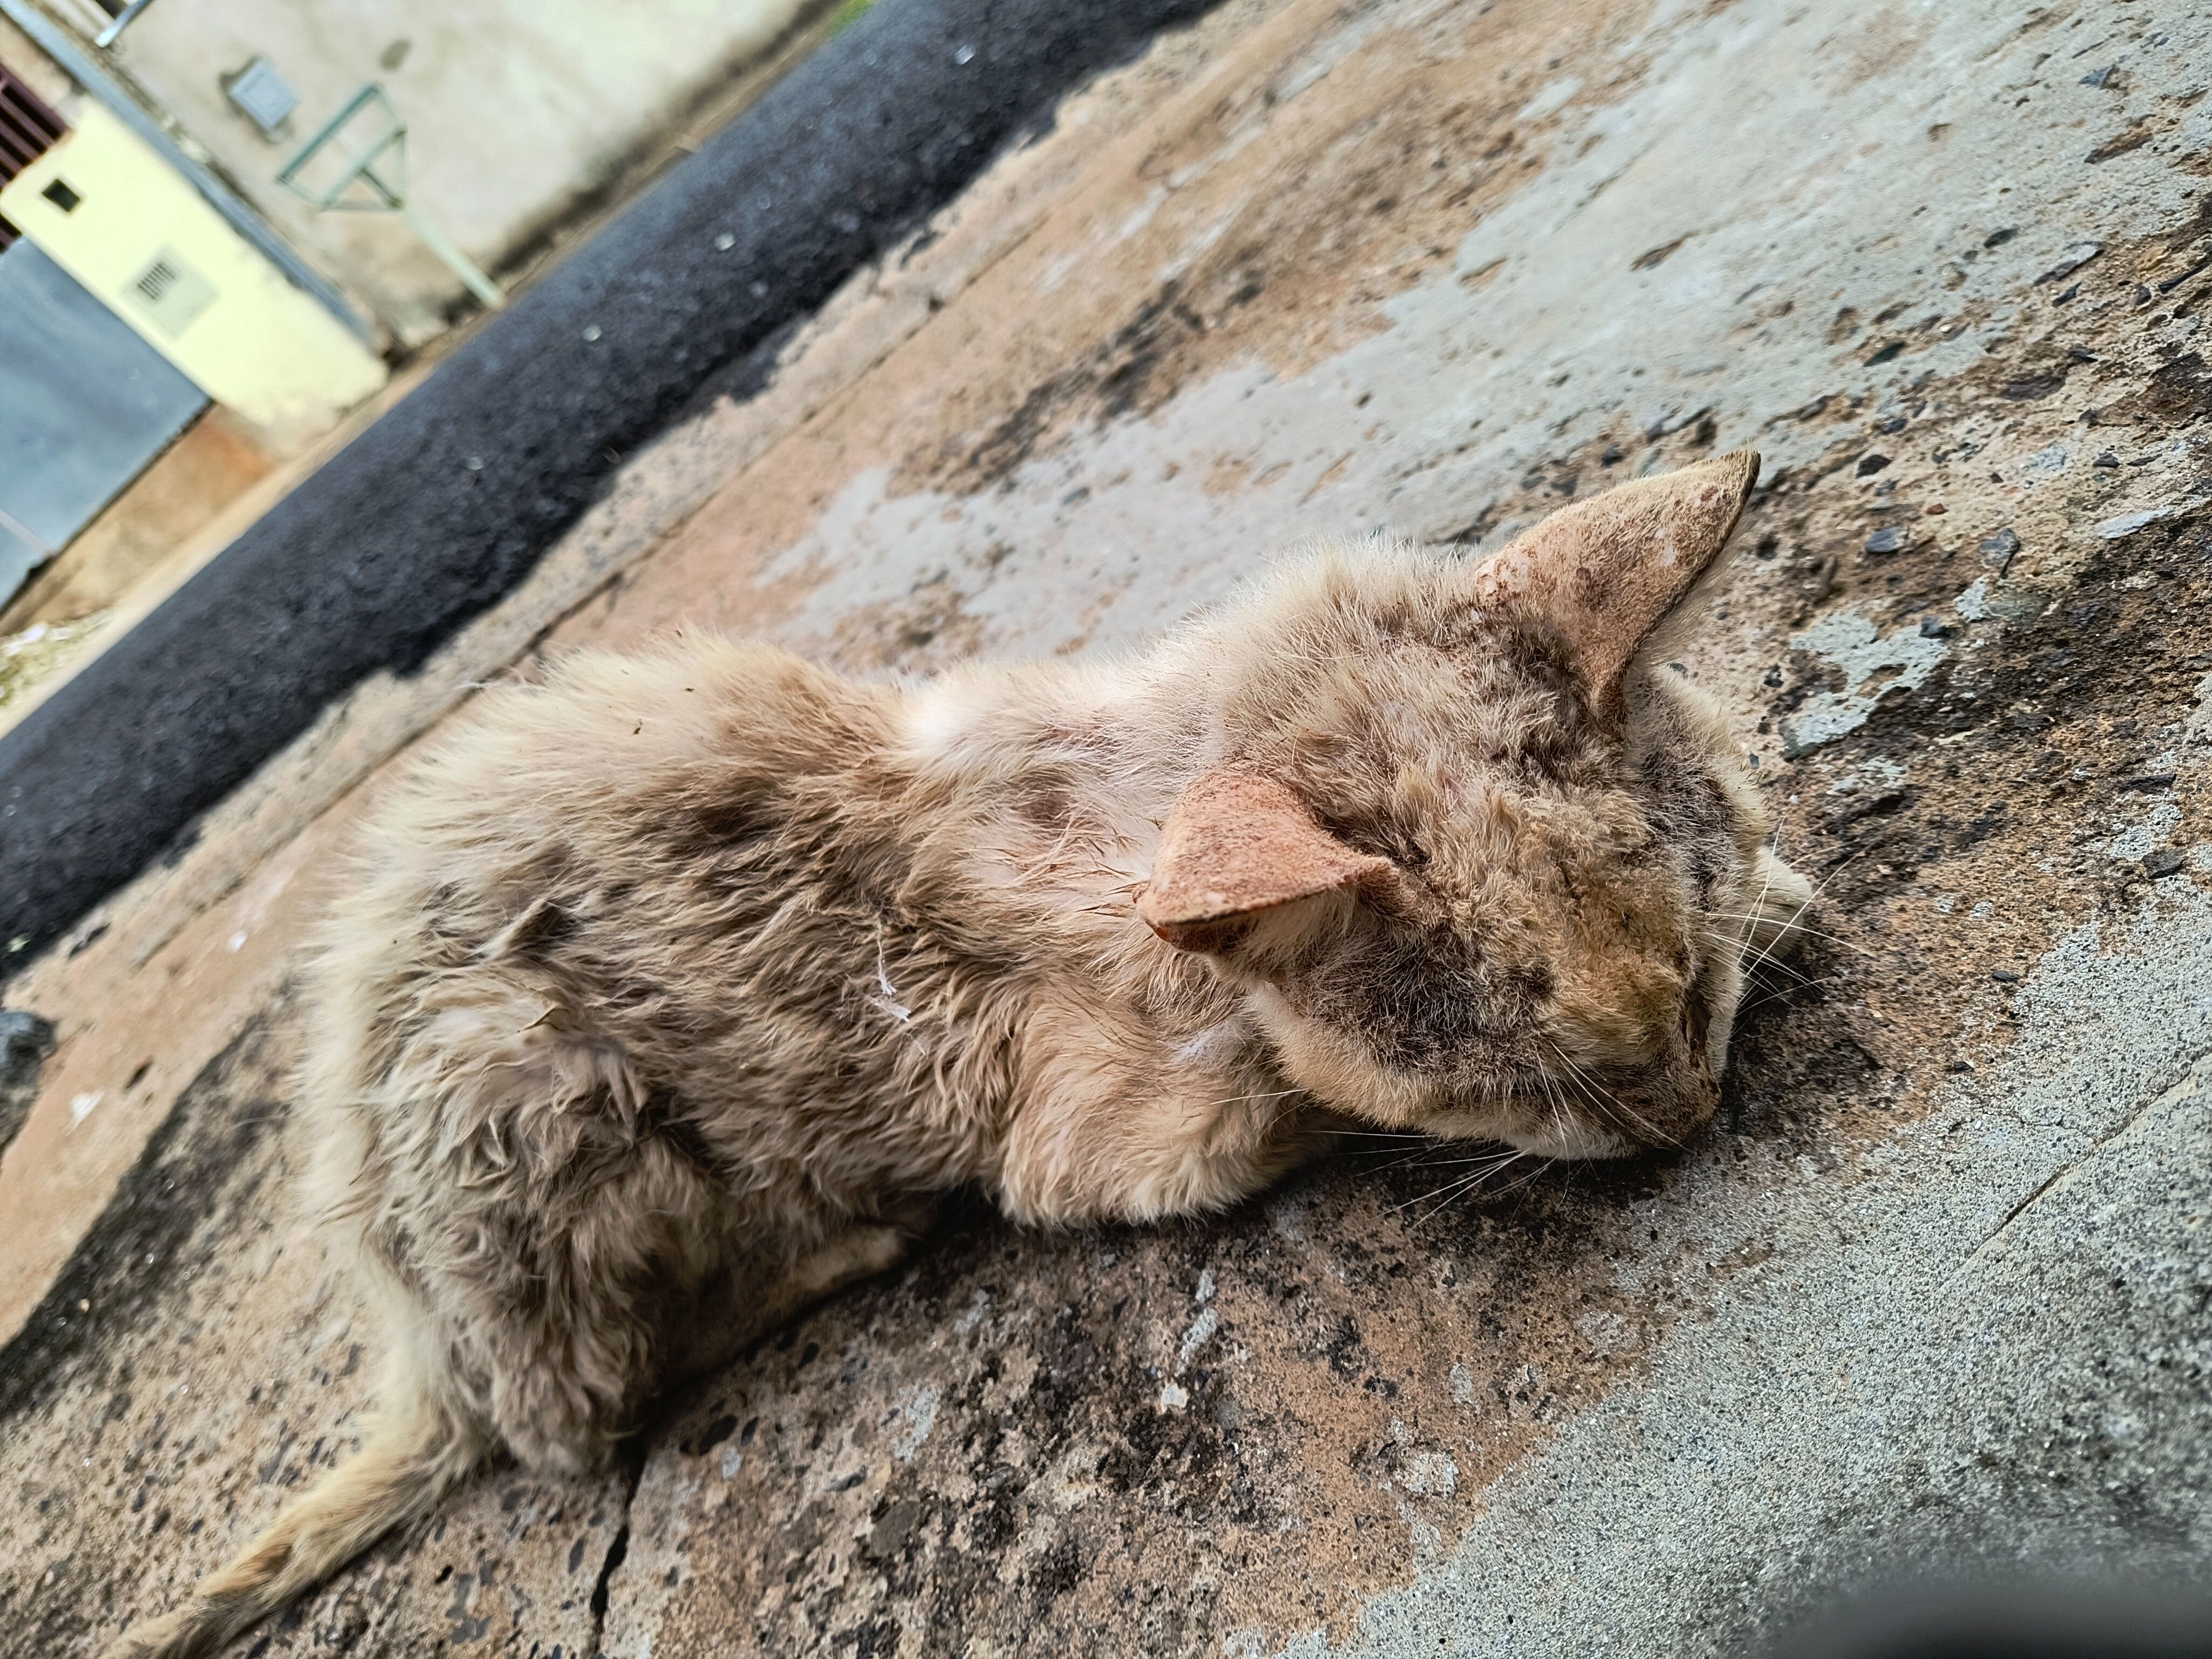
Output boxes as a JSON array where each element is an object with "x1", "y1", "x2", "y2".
[{"x1": 4, "y1": 0, "x2": 2211, "y2": 1654}]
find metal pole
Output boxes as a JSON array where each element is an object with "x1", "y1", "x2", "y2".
[
  {"x1": 93, "y1": 0, "x2": 161, "y2": 50},
  {"x1": 399, "y1": 202, "x2": 503, "y2": 309}
]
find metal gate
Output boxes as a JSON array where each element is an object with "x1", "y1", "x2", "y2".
[{"x1": 0, "y1": 234, "x2": 207, "y2": 605}]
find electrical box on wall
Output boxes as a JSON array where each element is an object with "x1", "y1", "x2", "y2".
[{"x1": 225, "y1": 56, "x2": 298, "y2": 134}]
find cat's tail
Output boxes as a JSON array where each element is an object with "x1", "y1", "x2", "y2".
[{"x1": 100, "y1": 1392, "x2": 483, "y2": 1659}]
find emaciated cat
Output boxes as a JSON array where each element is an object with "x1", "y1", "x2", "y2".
[{"x1": 109, "y1": 449, "x2": 1809, "y2": 1657}]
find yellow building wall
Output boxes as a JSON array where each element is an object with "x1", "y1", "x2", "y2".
[{"x1": 0, "y1": 102, "x2": 386, "y2": 446}]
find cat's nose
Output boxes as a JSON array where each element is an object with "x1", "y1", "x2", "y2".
[{"x1": 1610, "y1": 1064, "x2": 1721, "y2": 1150}]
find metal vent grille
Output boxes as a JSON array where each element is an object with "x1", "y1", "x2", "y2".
[
  {"x1": 0, "y1": 62, "x2": 68, "y2": 191},
  {"x1": 124, "y1": 245, "x2": 216, "y2": 336},
  {"x1": 132, "y1": 254, "x2": 180, "y2": 304}
]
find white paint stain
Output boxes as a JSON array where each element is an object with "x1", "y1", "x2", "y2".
[
  {"x1": 2106, "y1": 802, "x2": 2181, "y2": 863},
  {"x1": 69, "y1": 1092, "x2": 101, "y2": 1128},
  {"x1": 1517, "y1": 76, "x2": 1582, "y2": 121},
  {"x1": 1826, "y1": 757, "x2": 1907, "y2": 795},
  {"x1": 1400, "y1": 1451, "x2": 1460, "y2": 1497},
  {"x1": 2182, "y1": 670, "x2": 2212, "y2": 757},
  {"x1": 1778, "y1": 611, "x2": 1948, "y2": 756},
  {"x1": 1177, "y1": 1306, "x2": 1220, "y2": 1372},
  {"x1": 891, "y1": 1383, "x2": 940, "y2": 1461},
  {"x1": 2098, "y1": 506, "x2": 2175, "y2": 539},
  {"x1": 954, "y1": 1289, "x2": 990, "y2": 1334},
  {"x1": 1158, "y1": 1382, "x2": 1190, "y2": 1411}
]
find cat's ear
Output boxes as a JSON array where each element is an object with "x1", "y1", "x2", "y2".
[
  {"x1": 1472, "y1": 448, "x2": 1759, "y2": 699},
  {"x1": 1137, "y1": 770, "x2": 1391, "y2": 953}
]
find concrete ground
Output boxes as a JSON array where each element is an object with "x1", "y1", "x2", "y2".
[{"x1": 3, "y1": 0, "x2": 2210, "y2": 1654}]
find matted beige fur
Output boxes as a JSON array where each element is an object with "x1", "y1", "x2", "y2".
[{"x1": 107, "y1": 450, "x2": 1810, "y2": 1657}]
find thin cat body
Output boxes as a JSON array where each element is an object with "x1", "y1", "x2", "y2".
[{"x1": 107, "y1": 450, "x2": 1810, "y2": 1657}]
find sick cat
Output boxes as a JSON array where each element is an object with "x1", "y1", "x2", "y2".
[{"x1": 108, "y1": 449, "x2": 1809, "y2": 1657}]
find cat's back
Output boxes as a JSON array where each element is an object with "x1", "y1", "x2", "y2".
[
  {"x1": 392, "y1": 635, "x2": 892, "y2": 861},
  {"x1": 305, "y1": 636, "x2": 902, "y2": 1082}
]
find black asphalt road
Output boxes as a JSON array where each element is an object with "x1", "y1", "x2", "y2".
[{"x1": 0, "y1": 0, "x2": 1221, "y2": 959}]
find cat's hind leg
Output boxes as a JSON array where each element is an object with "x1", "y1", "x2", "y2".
[{"x1": 663, "y1": 1205, "x2": 936, "y2": 1385}]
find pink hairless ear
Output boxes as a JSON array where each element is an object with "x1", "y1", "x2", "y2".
[
  {"x1": 1137, "y1": 770, "x2": 1391, "y2": 952},
  {"x1": 1472, "y1": 448, "x2": 1760, "y2": 699}
]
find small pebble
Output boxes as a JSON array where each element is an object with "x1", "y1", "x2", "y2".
[
  {"x1": 1864, "y1": 527, "x2": 1906, "y2": 554},
  {"x1": 2144, "y1": 849, "x2": 2187, "y2": 879},
  {"x1": 2092, "y1": 451, "x2": 2120, "y2": 468},
  {"x1": 1857, "y1": 453, "x2": 1892, "y2": 477},
  {"x1": 1924, "y1": 502, "x2": 1946, "y2": 515},
  {"x1": 1991, "y1": 969, "x2": 2021, "y2": 983}
]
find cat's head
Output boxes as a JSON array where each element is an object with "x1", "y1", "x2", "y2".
[{"x1": 1138, "y1": 450, "x2": 1809, "y2": 1159}]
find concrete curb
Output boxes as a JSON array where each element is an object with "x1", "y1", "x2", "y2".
[{"x1": 0, "y1": 0, "x2": 1220, "y2": 958}]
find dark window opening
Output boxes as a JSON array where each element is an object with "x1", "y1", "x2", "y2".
[
  {"x1": 0, "y1": 63, "x2": 69, "y2": 190},
  {"x1": 42, "y1": 177, "x2": 80, "y2": 213}
]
